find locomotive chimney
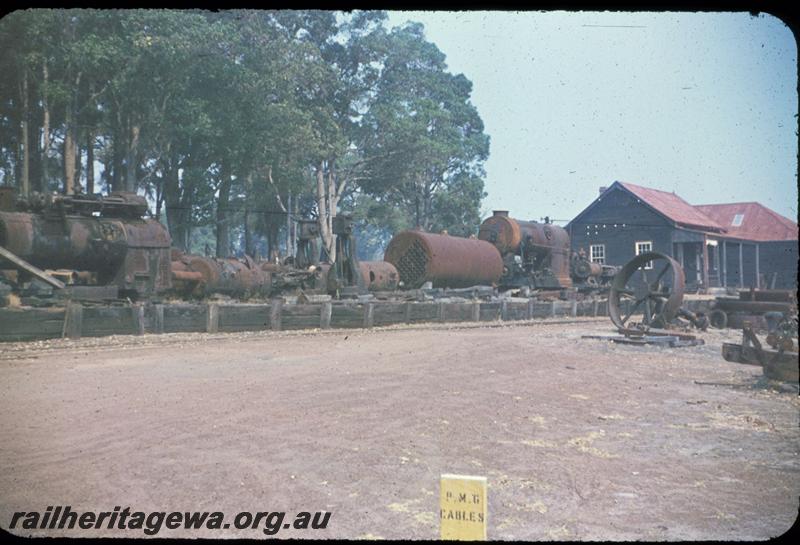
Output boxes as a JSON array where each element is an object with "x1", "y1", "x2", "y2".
[{"x1": 493, "y1": 210, "x2": 509, "y2": 217}]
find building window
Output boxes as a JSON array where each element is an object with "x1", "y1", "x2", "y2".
[
  {"x1": 590, "y1": 244, "x2": 605, "y2": 264},
  {"x1": 635, "y1": 241, "x2": 653, "y2": 269},
  {"x1": 732, "y1": 214, "x2": 744, "y2": 226}
]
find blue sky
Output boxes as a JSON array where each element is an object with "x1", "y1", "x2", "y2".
[{"x1": 385, "y1": 11, "x2": 798, "y2": 224}]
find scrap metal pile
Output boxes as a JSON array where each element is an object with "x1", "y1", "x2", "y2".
[{"x1": 1, "y1": 195, "x2": 617, "y2": 308}]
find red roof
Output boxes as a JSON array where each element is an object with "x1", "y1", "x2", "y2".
[
  {"x1": 695, "y1": 202, "x2": 798, "y2": 242},
  {"x1": 616, "y1": 182, "x2": 724, "y2": 231}
]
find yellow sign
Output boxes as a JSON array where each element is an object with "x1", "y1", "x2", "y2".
[{"x1": 440, "y1": 474, "x2": 487, "y2": 540}]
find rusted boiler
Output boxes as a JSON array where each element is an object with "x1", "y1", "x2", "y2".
[
  {"x1": 0, "y1": 192, "x2": 171, "y2": 297},
  {"x1": 171, "y1": 251, "x2": 272, "y2": 297},
  {"x1": 359, "y1": 261, "x2": 399, "y2": 291},
  {"x1": 478, "y1": 211, "x2": 571, "y2": 289},
  {"x1": 384, "y1": 231, "x2": 503, "y2": 289}
]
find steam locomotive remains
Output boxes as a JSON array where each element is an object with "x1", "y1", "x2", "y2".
[{"x1": 0, "y1": 192, "x2": 796, "y2": 372}]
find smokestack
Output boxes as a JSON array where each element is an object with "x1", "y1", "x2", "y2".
[{"x1": 493, "y1": 210, "x2": 509, "y2": 217}]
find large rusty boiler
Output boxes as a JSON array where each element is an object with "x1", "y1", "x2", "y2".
[
  {"x1": 478, "y1": 211, "x2": 571, "y2": 289},
  {"x1": 384, "y1": 231, "x2": 503, "y2": 289},
  {"x1": 359, "y1": 261, "x2": 399, "y2": 291},
  {"x1": 171, "y1": 251, "x2": 272, "y2": 297},
  {"x1": 0, "y1": 192, "x2": 171, "y2": 297}
]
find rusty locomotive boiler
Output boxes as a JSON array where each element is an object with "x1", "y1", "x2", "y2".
[
  {"x1": 171, "y1": 251, "x2": 272, "y2": 297},
  {"x1": 0, "y1": 191, "x2": 171, "y2": 297},
  {"x1": 384, "y1": 230, "x2": 503, "y2": 289},
  {"x1": 478, "y1": 211, "x2": 572, "y2": 290}
]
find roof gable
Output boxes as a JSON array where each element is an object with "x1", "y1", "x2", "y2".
[
  {"x1": 694, "y1": 202, "x2": 798, "y2": 242},
  {"x1": 617, "y1": 182, "x2": 724, "y2": 231}
]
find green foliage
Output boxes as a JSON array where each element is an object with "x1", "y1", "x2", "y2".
[{"x1": 0, "y1": 9, "x2": 490, "y2": 257}]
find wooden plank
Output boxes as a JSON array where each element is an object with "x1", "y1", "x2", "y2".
[
  {"x1": 163, "y1": 304, "x2": 206, "y2": 333},
  {"x1": 270, "y1": 299, "x2": 283, "y2": 331},
  {"x1": 153, "y1": 304, "x2": 164, "y2": 334},
  {"x1": 440, "y1": 302, "x2": 474, "y2": 322},
  {"x1": 0, "y1": 308, "x2": 65, "y2": 341},
  {"x1": 81, "y1": 306, "x2": 136, "y2": 336},
  {"x1": 372, "y1": 303, "x2": 407, "y2": 326},
  {"x1": 363, "y1": 302, "x2": 374, "y2": 328},
  {"x1": 132, "y1": 304, "x2": 145, "y2": 335},
  {"x1": 331, "y1": 304, "x2": 366, "y2": 328},
  {"x1": 501, "y1": 300, "x2": 508, "y2": 320},
  {"x1": 527, "y1": 299, "x2": 534, "y2": 319},
  {"x1": 63, "y1": 303, "x2": 83, "y2": 339},
  {"x1": 0, "y1": 245, "x2": 65, "y2": 289},
  {"x1": 479, "y1": 302, "x2": 501, "y2": 322},
  {"x1": 473, "y1": 301, "x2": 481, "y2": 321},
  {"x1": 407, "y1": 302, "x2": 438, "y2": 323},
  {"x1": 532, "y1": 302, "x2": 552, "y2": 318},
  {"x1": 281, "y1": 304, "x2": 321, "y2": 330},
  {"x1": 321, "y1": 302, "x2": 332, "y2": 329},
  {"x1": 505, "y1": 302, "x2": 529, "y2": 321},
  {"x1": 217, "y1": 305, "x2": 271, "y2": 332},
  {"x1": 206, "y1": 303, "x2": 219, "y2": 333}
]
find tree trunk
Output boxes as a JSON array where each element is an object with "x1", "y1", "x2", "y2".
[
  {"x1": 244, "y1": 172, "x2": 254, "y2": 257},
  {"x1": 126, "y1": 123, "x2": 140, "y2": 192},
  {"x1": 163, "y1": 153, "x2": 189, "y2": 250},
  {"x1": 63, "y1": 101, "x2": 76, "y2": 195},
  {"x1": 215, "y1": 161, "x2": 232, "y2": 258},
  {"x1": 111, "y1": 113, "x2": 124, "y2": 192},
  {"x1": 85, "y1": 129, "x2": 94, "y2": 195},
  {"x1": 20, "y1": 68, "x2": 30, "y2": 197},
  {"x1": 41, "y1": 60, "x2": 50, "y2": 191},
  {"x1": 316, "y1": 161, "x2": 334, "y2": 262}
]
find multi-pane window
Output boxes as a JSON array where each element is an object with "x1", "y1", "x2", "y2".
[
  {"x1": 635, "y1": 241, "x2": 653, "y2": 269},
  {"x1": 732, "y1": 214, "x2": 744, "y2": 226},
  {"x1": 589, "y1": 244, "x2": 605, "y2": 264}
]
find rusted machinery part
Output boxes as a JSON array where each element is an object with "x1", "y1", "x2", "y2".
[
  {"x1": 478, "y1": 211, "x2": 571, "y2": 256},
  {"x1": 0, "y1": 210, "x2": 172, "y2": 295},
  {"x1": 571, "y1": 257, "x2": 603, "y2": 280},
  {"x1": 176, "y1": 254, "x2": 272, "y2": 296},
  {"x1": 608, "y1": 252, "x2": 686, "y2": 330},
  {"x1": 709, "y1": 309, "x2": 728, "y2": 329},
  {"x1": 712, "y1": 298, "x2": 794, "y2": 314},
  {"x1": 359, "y1": 261, "x2": 399, "y2": 291},
  {"x1": 171, "y1": 269, "x2": 204, "y2": 283},
  {"x1": 384, "y1": 231, "x2": 503, "y2": 289},
  {"x1": 739, "y1": 289, "x2": 797, "y2": 303}
]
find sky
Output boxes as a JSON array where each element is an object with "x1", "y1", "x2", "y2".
[{"x1": 385, "y1": 11, "x2": 799, "y2": 225}]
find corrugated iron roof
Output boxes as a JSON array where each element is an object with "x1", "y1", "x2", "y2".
[
  {"x1": 616, "y1": 182, "x2": 724, "y2": 231},
  {"x1": 695, "y1": 202, "x2": 798, "y2": 242}
]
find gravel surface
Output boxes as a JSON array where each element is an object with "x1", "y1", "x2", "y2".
[{"x1": 1, "y1": 318, "x2": 797, "y2": 540}]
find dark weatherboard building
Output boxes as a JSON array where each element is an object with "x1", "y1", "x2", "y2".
[{"x1": 566, "y1": 181, "x2": 798, "y2": 290}]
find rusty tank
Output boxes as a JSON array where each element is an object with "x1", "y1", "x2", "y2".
[
  {"x1": 0, "y1": 192, "x2": 171, "y2": 296},
  {"x1": 478, "y1": 210, "x2": 571, "y2": 289},
  {"x1": 171, "y1": 252, "x2": 272, "y2": 297},
  {"x1": 359, "y1": 261, "x2": 399, "y2": 291},
  {"x1": 383, "y1": 231, "x2": 503, "y2": 289}
]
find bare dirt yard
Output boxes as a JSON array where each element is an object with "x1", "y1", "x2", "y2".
[{"x1": 1, "y1": 318, "x2": 798, "y2": 540}]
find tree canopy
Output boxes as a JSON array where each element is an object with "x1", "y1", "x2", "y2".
[{"x1": 0, "y1": 9, "x2": 490, "y2": 259}]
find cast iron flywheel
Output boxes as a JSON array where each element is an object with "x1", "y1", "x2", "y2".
[{"x1": 608, "y1": 251, "x2": 686, "y2": 329}]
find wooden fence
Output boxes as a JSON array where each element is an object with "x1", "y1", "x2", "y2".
[{"x1": 0, "y1": 298, "x2": 621, "y2": 343}]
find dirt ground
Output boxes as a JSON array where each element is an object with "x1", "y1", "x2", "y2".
[{"x1": 1, "y1": 318, "x2": 798, "y2": 540}]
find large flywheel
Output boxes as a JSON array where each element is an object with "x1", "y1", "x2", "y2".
[{"x1": 608, "y1": 252, "x2": 686, "y2": 329}]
